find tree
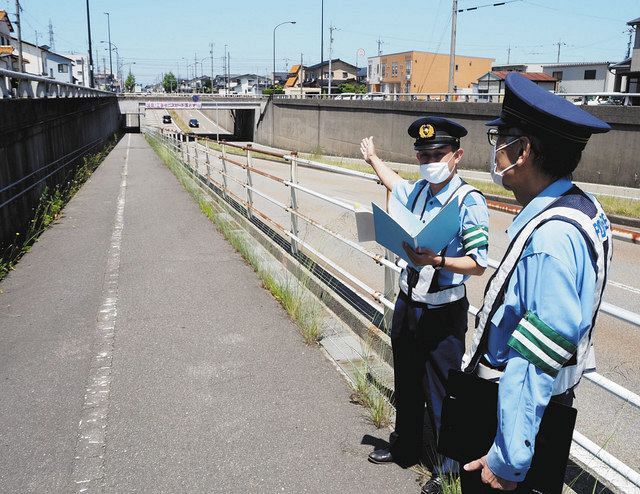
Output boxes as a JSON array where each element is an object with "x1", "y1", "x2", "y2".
[
  {"x1": 339, "y1": 82, "x2": 367, "y2": 94},
  {"x1": 262, "y1": 84, "x2": 285, "y2": 95},
  {"x1": 124, "y1": 72, "x2": 136, "y2": 92},
  {"x1": 162, "y1": 72, "x2": 177, "y2": 93}
]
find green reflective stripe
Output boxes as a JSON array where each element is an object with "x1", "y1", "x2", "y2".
[
  {"x1": 508, "y1": 334, "x2": 560, "y2": 377},
  {"x1": 462, "y1": 226, "x2": 488, "y2": 239},
  {"x1": 463, "y1": 231, "x2": 489, "y2": 251},
  {"x1": 524, "y1": 311, "x2": 576, "y2": 355},
  {"x1": 515, "y1": 322, "x2": 568, "y2": 367}
]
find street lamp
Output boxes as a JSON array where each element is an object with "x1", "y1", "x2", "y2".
[
  {"x1": 273, "y1": 21, "x2": 296, "y2": 87},
  {"x1": 100, "y1": 40, "x2": 119, "y2": 89},
  {"x1": 103, "y1": 12, "x2": 112, "y2": 79}
]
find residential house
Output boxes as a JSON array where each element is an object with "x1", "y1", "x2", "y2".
[
  {"x1": 273, "y1": 71, "x2": 289, "y2": 86},
  {"x1": 367, "y1": 51, "x2": 493, "y2": 94},
  {"x1": 367, "y1": 55, "x2": 382, "y2": 92},
  {"x1": 608, "y1": 17, "x2": 640, "y2": 103},
  {"x1": 304, "y1": 59, "x2": 358, "y2": 92},
  {"x1": 63, "y1": 52, "x2": 90, "y2": 87},
  {"x1": 476, "y1": 71, "x2": 557, "y2": 98},
  {"x1": 43, "y1": 50, "x2": 73, "y2": 83},
  {"x1": 0, "y1": 10, "x2": 17, "y2": 71},
  {"x1": 540, "y1": 62, "x2": 615, "y2": 93},
  {"x1": 231, "y1": 74, "x2": 270, "y2": 94},
  {"x1": 282, "y1": 64, "x2": 320, "y2": 96}
]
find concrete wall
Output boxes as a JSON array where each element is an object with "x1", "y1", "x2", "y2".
[
  {"x1": 255, "y1": 98, "x2": 640, "y2": 188},
  {"x1": 0, "y1": 97, "x2": 121, "y2": 251}
]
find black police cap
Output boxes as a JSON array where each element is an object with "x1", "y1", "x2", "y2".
[
  {"x1": 408, "y1": 117, "x2": 468, "y2": 150},
  {"x1": 486, "y1": 73, "x2": 611, "y2": 148}
]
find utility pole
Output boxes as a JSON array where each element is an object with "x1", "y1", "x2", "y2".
[
  {"x1": 556, "y1": 40, "x2": 566, "y2": 63},
  {"x1": 377, "y1": 37, "x2": 384, "y2": 56},
  {"x1": 300, "y1": 52, "x2": 304, "y2": 97},
  {"x1": 227, "y1": 52, "x2": 231, "y2": 93},
  {"x1": 36, "y1": 31, "x2": 43, "y2": 75},
  {"x1": 104, "y1": 12, "x2": 112, "y2": 79},
  {"x1": 448, "y1": 0, "x2": 458, "y2": 94},
  {"x1": 320, "y1": 0, "x2": 324, "y2": 86},
  {"x1": 224, "y1": 44, "x2": 227, "y2": 95},
  {"x1": 210, "y1": 42, "x2": 214, "y2": 93},
  {"x1": 328, "y1": 23, "x2": 337, "y2": 95},
  {"x1": 48, "y1": 18, "x2": 54, "y2": 51},
  {"x1": 15, "y1": 0, "x2": 23, "y2": 72},
  {"x1": 507, "y1": 45, "x2": 511, "y2": 64},
  {"x1": 86, "y1": 0, "x2": 94, "y2": 88}
]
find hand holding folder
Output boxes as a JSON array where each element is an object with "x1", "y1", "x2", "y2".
[{"x1": 371, "y1": 194, "x2": 461, "y2": 268}]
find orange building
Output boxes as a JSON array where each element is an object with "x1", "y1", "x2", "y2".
[{"x1": 368, "y1": 50, "x2": 493, "y2": 94}]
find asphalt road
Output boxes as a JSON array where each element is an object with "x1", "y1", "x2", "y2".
[
  {"x1": 185, "y1": 139, "x2": 640, "y2": 473},
  {"x1": 142, "y1": 109, "x2": 230, "y2": 135},
  {"x1": 0, "y1": 134, "x2": 422, "y2": 492}
]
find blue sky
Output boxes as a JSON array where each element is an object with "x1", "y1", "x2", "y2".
[{"x1": 6, "y1": 0, "x2": 640, "y2": 84}]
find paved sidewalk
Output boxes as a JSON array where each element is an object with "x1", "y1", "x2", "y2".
[{"x1": 0, "y1": 134, "x2": 420, "y2": 493}]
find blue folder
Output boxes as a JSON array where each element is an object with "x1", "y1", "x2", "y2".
[{"x1": 372, "y1": 196, "x2": 460, "y2": 267}]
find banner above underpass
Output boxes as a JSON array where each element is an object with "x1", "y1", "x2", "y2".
[{"x1": 145, "y1": 101, "x2": 202, "y2": 109}]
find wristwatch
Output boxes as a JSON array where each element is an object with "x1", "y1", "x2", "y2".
[{"x1": 434, "y1": 255, "x2": 446, "y2": 270}]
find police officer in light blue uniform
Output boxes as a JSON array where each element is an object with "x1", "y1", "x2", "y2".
[
  {"x1": 461, "y1": 73, "x2": 612, "y2": 492},
  {"x1": 361, "y1": 117, "x2": 489, "y2": 494}
]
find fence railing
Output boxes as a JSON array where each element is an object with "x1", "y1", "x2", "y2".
[
  {"x1": 0, "y1": 68, "x2": 113, "y2": 99},
  {"x1": 146, "y1": 127, "x2": 640, "y2": 492}
]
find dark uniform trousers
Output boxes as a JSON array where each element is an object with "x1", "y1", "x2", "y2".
[
  {"x1": 390, "y1": 289, "x2": 469, "y2": 468},
  {"x1": 458, "y1": 380, "x2": 575, "y2": 494}
]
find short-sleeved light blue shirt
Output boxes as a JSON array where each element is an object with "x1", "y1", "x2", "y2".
[
  {"x1": 392, "y1": 174, "x2": 489, "y2": 289},
  {"x1": 483, "y1": 178, "x2": 604, "y2": 482}
]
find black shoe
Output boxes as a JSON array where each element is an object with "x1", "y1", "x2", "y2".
[
  {"x1": 368, "y1": 448, "x2": 394, "y2": 464},
  {"x1": 421, "y1": 475, "x2": 443, "y2": 494}
]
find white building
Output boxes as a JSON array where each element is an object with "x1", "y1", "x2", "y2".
[
  {"x1": 367, "y1": 55, "x2": 382, "y2": 92},
  {"x1": 231, "y1": 74, "x2": 270, "y2": 94},
  {"x1": 63, "y1": 52, "x2": 90, "y2": 87},
  {"x1": 541, "y1": 62, "x2": 615, "y2": 93}
]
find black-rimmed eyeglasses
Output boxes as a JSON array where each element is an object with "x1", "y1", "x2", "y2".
[{"x1": 487, "y1": 128, "x2": 522, "y2": 146}]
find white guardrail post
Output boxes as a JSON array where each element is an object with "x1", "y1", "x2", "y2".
[
  {"x1": 220, "y1": 143, "x2": 229, "y2": 201},
  {"x1": 289, "y1": 152, "x2": 300, "y2": 256},
  {"x1": 245, "y1": 144, "x2": 255, "y2": 220},
  {"x1": 193, "y1": 137, "x2": 199, "y2": 176}
]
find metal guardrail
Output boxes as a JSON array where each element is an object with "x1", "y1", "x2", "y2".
[
  {"x1": 0, "y1": 68, "x2": 113, "y2": 99},
  {"x1": 147, "y1": 128, "x2": 640, "y2": 492},
  {"x1": 274, "y1": 91, "x2": 640, "y2": 105}
]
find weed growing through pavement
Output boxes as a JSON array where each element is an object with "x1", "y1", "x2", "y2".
[
  {"x1": 348, "y1": 342, "x2": 392, "y2": 429},
  {"x1": 0, "y1": 135, "x2": 120, "y2": 282}
]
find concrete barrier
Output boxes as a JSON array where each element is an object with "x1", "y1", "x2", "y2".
[
  {"x1": 255, "y1": 99, "x2": 640, "y2": 188},
  {"x1": 0, "y1": 98, "x2": 121, "y2": 252}
]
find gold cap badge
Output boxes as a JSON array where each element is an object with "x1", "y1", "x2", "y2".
[{"x1": 419, "y1": 124, "x2": 435, "y2": 139}]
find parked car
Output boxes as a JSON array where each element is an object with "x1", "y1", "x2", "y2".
[
  {"x1": 162, "y1": 114, "x2": 172, "y2": 124},
  {"x1": 188, "y1": 118, "x2": 199, "y2": 128}
]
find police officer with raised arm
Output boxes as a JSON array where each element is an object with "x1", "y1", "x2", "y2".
[
  {"x1": 361, "y1": 117, "x2": 489, "y2": 494},
  {"x1": 460, "y1": 73, "x2": 612, "y2": 492}
]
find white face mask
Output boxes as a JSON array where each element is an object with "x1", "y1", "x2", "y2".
[
  {"x1": 490, "y1": 138, "x2": 520, "y2": 188},
  {"x1": 420, "y1": 155, "x2": 455, "y2": 184}
]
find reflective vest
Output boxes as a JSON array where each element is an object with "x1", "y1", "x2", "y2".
[{"x1": 462, "y1": 186, "x2": 612, "y2": 394}]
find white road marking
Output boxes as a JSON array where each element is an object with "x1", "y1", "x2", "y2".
[
  {"x1": 72, "y1": 134, "x2": 130, "y2": 492},
  {"x1": 608, "y1": 280, "x2": 640, "y2": 295}
]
